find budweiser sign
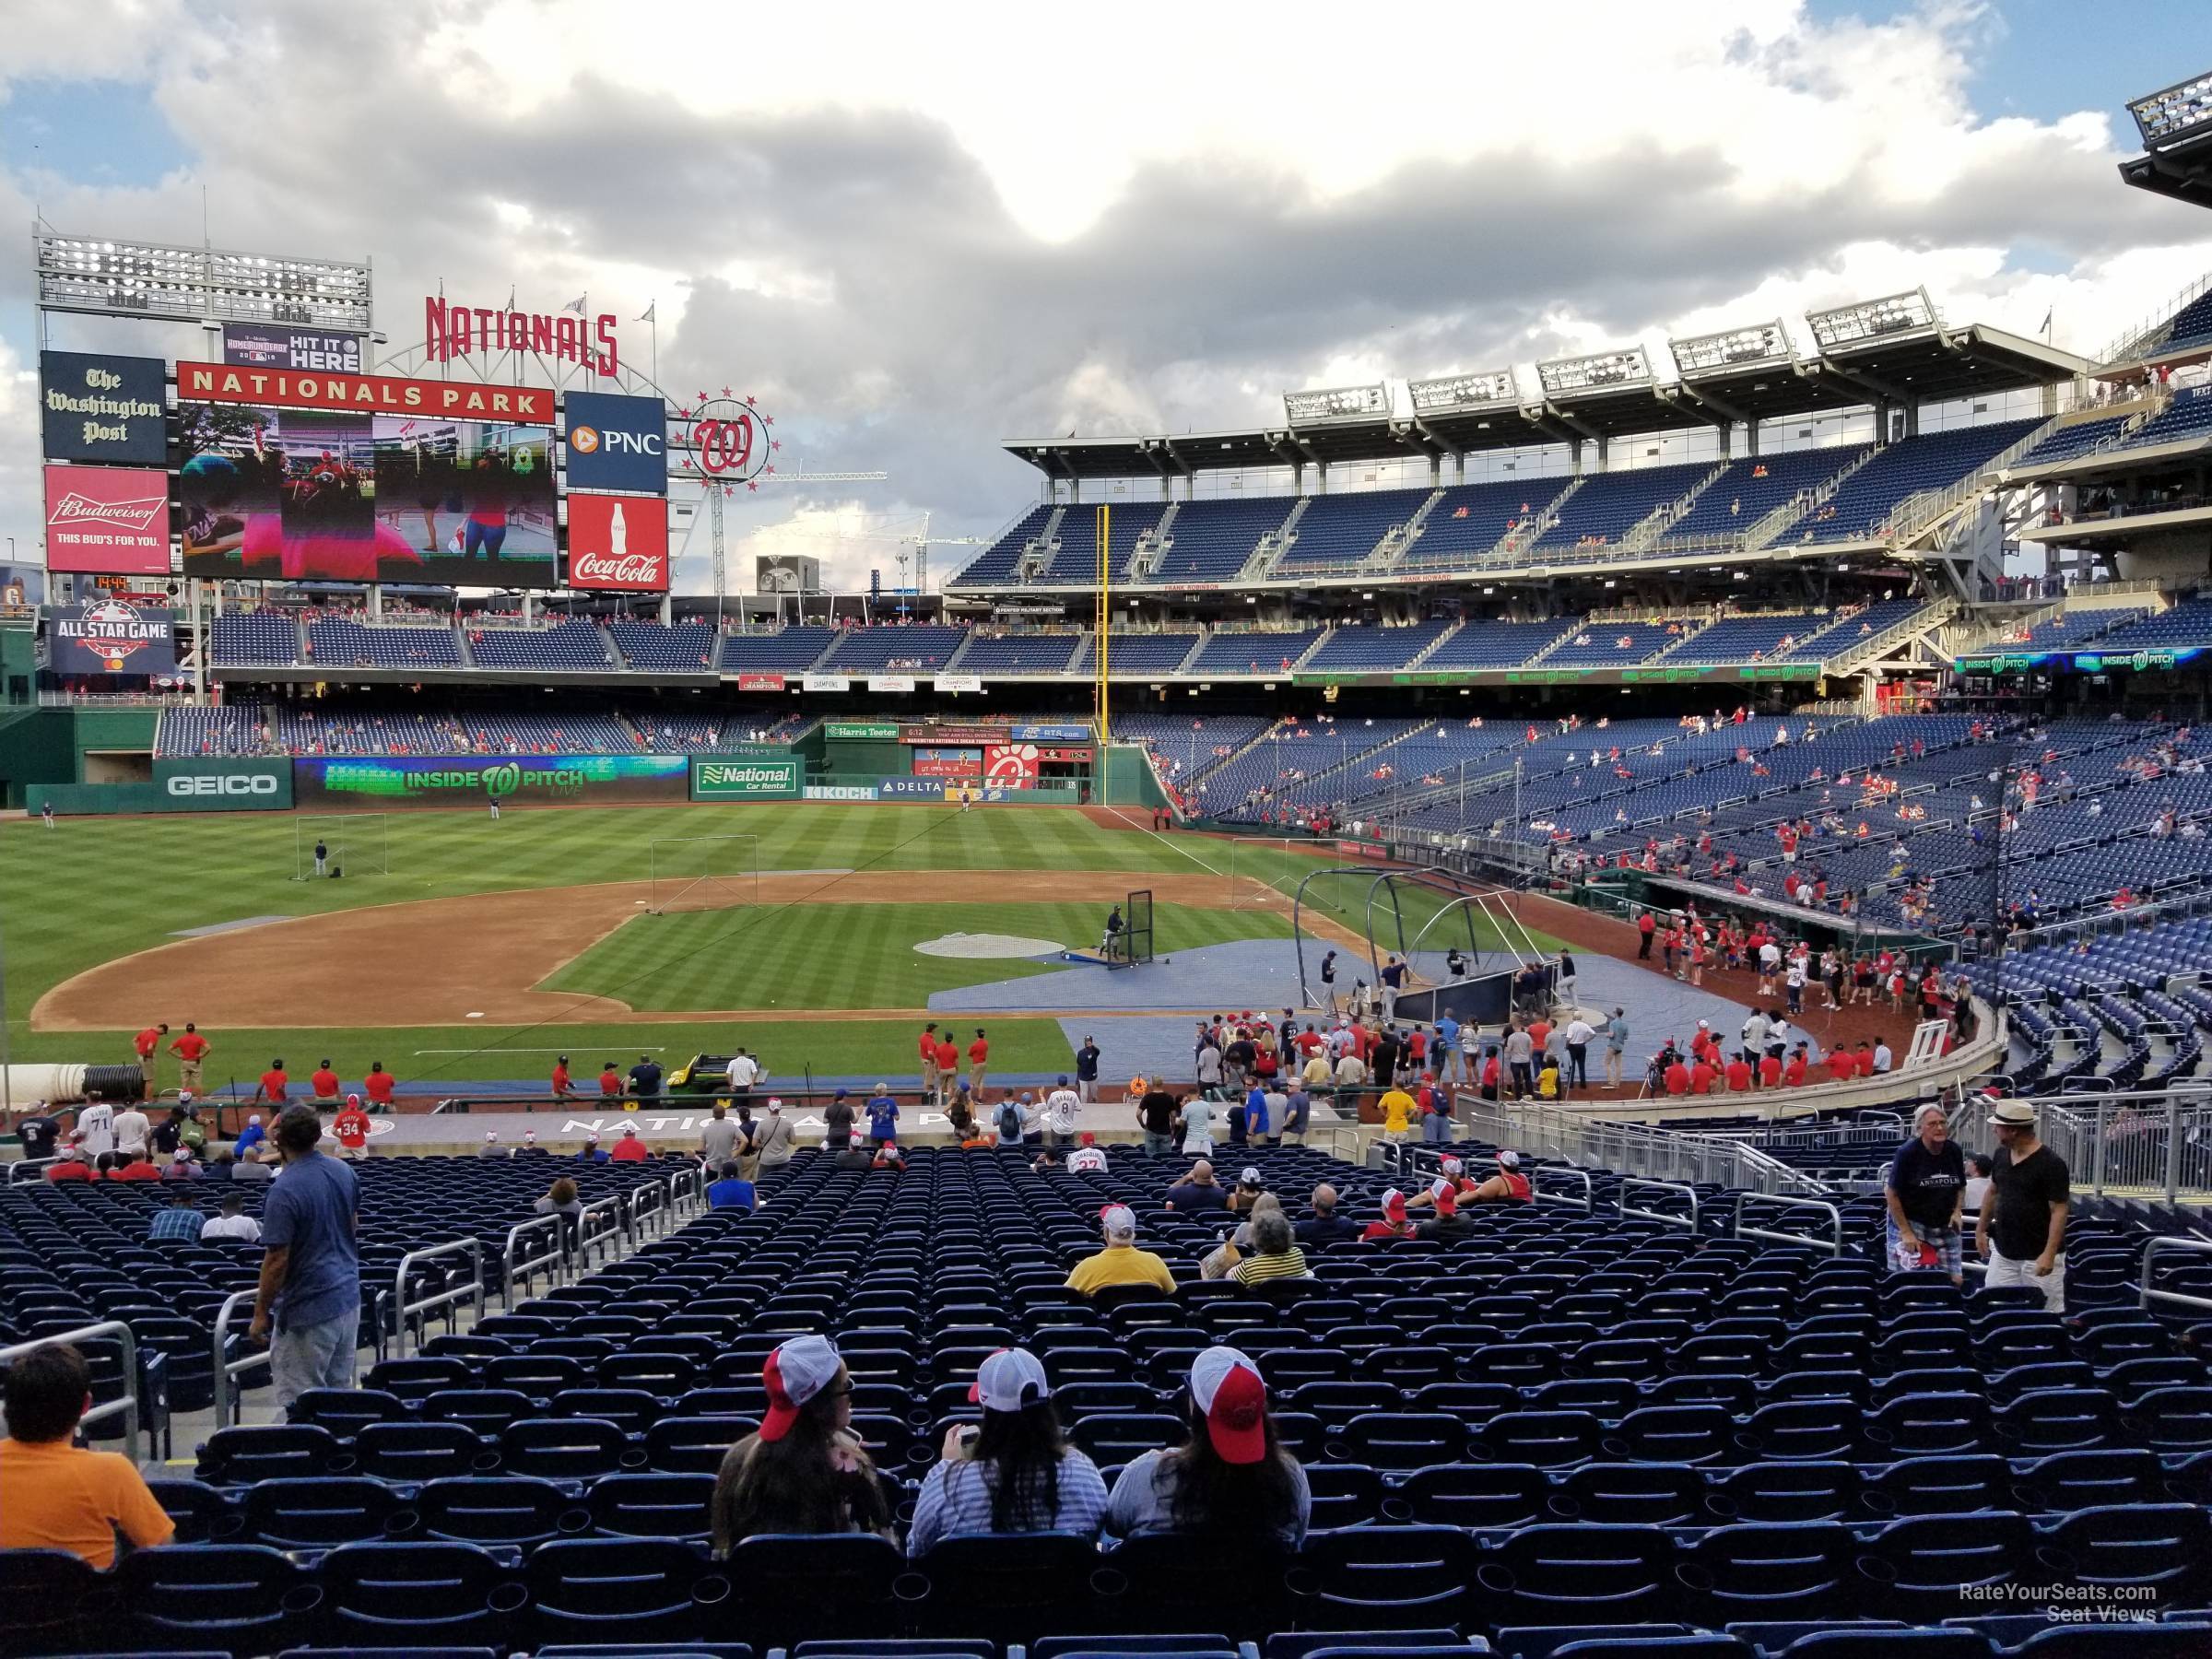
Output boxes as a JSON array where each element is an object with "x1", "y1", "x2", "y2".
[
  {"x1": 42, "y1": 464, "x2": 173, "y2": 575},
  {"x1": 567, "y1": 493, "x2": 668, "y2": 591}
]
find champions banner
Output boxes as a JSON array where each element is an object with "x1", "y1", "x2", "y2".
[{"x1": 294, "y1": 753, "x2": 687, "y2": 808}]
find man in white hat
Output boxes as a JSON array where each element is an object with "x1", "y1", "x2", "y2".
[
  {"x1": 476, "y1": 1130, "x2": 505, "y2": 1159},
  {"x1": 610, "y1": 1124, "x2": 650, "y2": 1162},
  {"x1": 1065, "y1": 1205, "x2": 1176, "y2": 1296},
  {"x1": 754, "y1": 1098, "x2": 795, "y2": 1171},
  {"x1": 1977, "y1": 1100, "x2": 2069, "y2": 1311}
]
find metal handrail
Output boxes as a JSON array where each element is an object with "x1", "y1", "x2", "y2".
[
  {"x1": 629, "y1": 1179, "x2": 669, "y2": 1239},
  {"x1": 572, "y1": 1194, "x2": 629, "y2": 1269},
  {"x1": 391, "y1": 1239, "x2": 484, "y2": 1359},
  {"x1": 2140, "y1": 1236, "x2": 2212, "y2": 1318},
  {"x1": 670, "y1": 1163, "x2": 706, "y2": 1217},
  {"x1": 1733, "y1": 1192, "x2": 1845, "y2": 1256},
  {"x1": 0, "y1": 1320, "x2": 144, "y2": 1460},
  {"x1": 209, "y1": 1288, "x2": 271, "y2": 1428},
  {"x1": 501, "y1": 1216, "x2": 567, "y2": 1308},
  {"x1": 1531, "y1": 1164, "x2": 1594, "y2": 1212},
  {"x1": 8, "y1": 1157, "x2": 59, "y2": 1183},
  {"x1": 1619, "y1": 1176, "x2": 1700, "y2": 1233}
]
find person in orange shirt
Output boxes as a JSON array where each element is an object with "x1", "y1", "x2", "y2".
[
  {"x1": 255, "y1": 1059, "x2": 289, "y2": 1107},
  {"x1": 309, "y1": 1060, "x2": 342, "y2": 1104},
  {"x1": 362, "y1": 1064, "x2": 397, "y2": 1113},
  {"x1": 0, "y1": 1345, "x2": 174, "y2": 1569},
  {"x1": 333, "y1": 1095, "x2": 372, "y2": 1159},
  {"x1": 966, "y1": 1029, "x2": 990, "y2": 1096},
  {"x1": 134, "y1": 1022, "x2": 169, "y2": 1089},
  {"x1": 550, "y1": 1055, "x2": 573, "y2": 1099}
]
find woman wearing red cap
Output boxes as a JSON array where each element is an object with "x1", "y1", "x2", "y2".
[
  {"x1": 711, "y1": 1335, "x2": 893, "y2": 1551},
  {"x1": 1104, "y1": 1347, "x2": 1309, "y2": 1547}
]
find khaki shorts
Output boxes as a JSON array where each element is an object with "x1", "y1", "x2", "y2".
[{"x1": 179, "y1": 1061, "x2": 204, "y2": 1090}]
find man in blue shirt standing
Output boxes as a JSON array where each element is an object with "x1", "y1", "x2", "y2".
[
  {"x1": 1435, "y1": 1013, "x2": 1462, "y2": 1085},
  {"x1": 248, "y1": 1104, "x2": 360, "y2": 1411},
  {"x1": 865, "y1": 1084, "x2": 900, "y2": 1145},
  {"x1": 1243, "y1": 1076, "x2": 1272, "y2": 1147}
]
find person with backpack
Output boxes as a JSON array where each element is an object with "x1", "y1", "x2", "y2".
[{"x1": 995, "y1": 1095, "x2": 1028, "y2": 1147}]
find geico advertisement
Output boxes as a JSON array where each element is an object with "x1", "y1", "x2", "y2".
[
  {"x1": 295, "y1": 754, "x2": 688, "y2": 807},
  {"x1": 151, "y1": 760, "x2": 294, "y2": 809}
]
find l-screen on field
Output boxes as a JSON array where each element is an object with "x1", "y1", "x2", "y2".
[{"x1": 4, "y1": 802, "x2": 1457, "y2": 1091}]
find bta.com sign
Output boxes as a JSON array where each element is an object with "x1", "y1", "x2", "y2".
[{"x1": 692, "y1": 759, "x2": 802, "y2": 800}]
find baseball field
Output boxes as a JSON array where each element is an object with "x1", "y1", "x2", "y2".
[{"x1": 0, "y1": 802, "x2": 1549, "y2": 1099}]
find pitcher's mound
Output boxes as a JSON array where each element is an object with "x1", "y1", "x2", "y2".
[{"x1": 914, "y1": 932, "x2": 1066, "y2": 959}]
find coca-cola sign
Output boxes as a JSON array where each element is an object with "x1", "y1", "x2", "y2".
[{"x1": 567, "y1": 492, "x2": 669, "y2": 591}]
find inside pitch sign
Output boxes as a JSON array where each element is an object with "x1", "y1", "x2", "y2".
[{"x1": 568, "y1": 493, "x2": 668, "y2": 590}]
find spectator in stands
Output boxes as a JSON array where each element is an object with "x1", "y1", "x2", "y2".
[
  {"x1": 610, "y1": 1124, "x2": 650, "y2": 1162},
  {"x1": 148, "y1": 1182, "x2": 206, "y2": 1240},
  {"x1": 1165, "y1": 1159, "x2": 1230, "y2": 1213},
  {"x1": 628, "y1": 1054, "x2": 664, "y2": 1102},
  {"x1": 1229, "y1": 1209, "x2": 1310, "y2": 1286},
  {"x1": 700, "y1": 1102, "x2": 741, "y2": 1169},
  {"x1": 43, "y1": 1145, "x2": 91, "y2": 1182},
  {"x1": 833, "y1": 1131, "x2": 875, "y2": 1171},
  {"x1": 1962, "y1": 1153, "x2": 1994, "y2": 1220},
  {"x1": 0, "y1": 1343, "x2": 175, "y2": 1566},
  {"x1": 756, "y1": 1098, "x2": 795, "y2": 1171},
  {"x1": 107, "y1": 1149, "x2": 160, "y2": 1182},
  {"x1": 1295, "y1": 1182, "x2": 1361, "y2": 1246},
  {"x1": 871, "y1": 1141, "x2": 907, "y2": 1171},
  {"x1": 1415, "y1": 1182, "x2": 1471, "y2": 1242},
  {"x1": 1466, "y1": 1150, "x2": 1532, "y2": 1204},
  {"x1": 907, "y1": 1347, "x2": 1109, "y2": 1556},
  {"x1": 249, "y1": 1103, "x2": 361, "y2": 1411},
  {"x1": 1886, "y1": 1104, "x2": 1966, "y2": 1285},
  {"x1": 598, "y1": 1062, "x2": 623, "y2": 1098},
  {"x1": 1180, "y1": 1092, "x2": 1216, "y2": 1156},
  {"x1": 712, "y1": 1335, "x2": 893, "y2": 1550},
  {"x1": 476, "y1": 1131, "x2": 507, "y2": 1160},
  {"x1": 198, "y1": 1190, "x2": 259, "y2": 1243},
  {"x1": 1066, "y1": 1205, "x2": 1177, "y2": 1296},
  {"x1": 823, "y1": 1088, "x2": 856, "y2": 1147},
  {"x1": 705, "y1": 1161, "x2": 758, "y2": 1210},
  {"x1": 1045, "y1": 1076, "x2": 1081, "y2": 1147},
  {"x1": 1361, "y1": 1189, "x2": 1415, "y2": 1242},
  {"x1": 1136, "y1": 1082, "x2": 1179, "y2": 1156},
  {"x1": 1105, "y1": 1348, "x2": 1310, "y2": 1547},
  {"x1": 574, "y1": 1133, "x2": 610, "y2": 1164},
  {"x1": 1978, "y1": 1101, "x2": 2070, "y2": 1312},
  {"x1": 334, "y1": 1096, "x2": 372, "y2": 1160}
]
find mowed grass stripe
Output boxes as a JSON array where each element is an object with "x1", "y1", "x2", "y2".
[{"x1": 541, "y1": 900, "x2": 1291, "y2": 1012}]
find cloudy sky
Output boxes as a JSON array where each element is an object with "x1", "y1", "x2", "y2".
[{"x1": 3, "y1": 0, "x2": 2209, "y2": 593}]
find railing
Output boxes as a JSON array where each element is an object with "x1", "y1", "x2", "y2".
[
  {"x1": 1532, "y1": 1164, "x2": 1594, "y2": 1212},
  {"x1": 209, "y1": 1288, "x2": 271, "y2": 1429},
  {"x1": 1819, "y1": 602, "x2": 1952, "y2": 676},
  {"x1": 1618, "y1": 1176, "x2": 1700, "y2": 1232},
  {"x1": 8, "y1": 1157, "x2": 59, "y2": 1183},
  {"x1": 0, "y1": 1321, "x2": 145, "y2": 1460},
  {"x1": 572, "y1": 1194, "x2": 631, "y2": 1269},
  {"x1": 668, "y1": 1163, "x2": 707, "y2": 1218},
  {"x1": 501, "y1": 1216, "x2": 568, "y2": 1307},
  {"x1": 390, "y1": 1239, "x2": 485, "y2": 1359},
  {"x1": 2100, "y1": 267, "x2": 2212, "y2": 364},
  {"x1": 2140, "y1": 1236, "x2": 2212, "y2": 1319},
  {"x1": 1741, "y1": 449, "x2": 1880, "y2": 554},
  {"x1": 2011, "y1": 1089, "x2": 2212, "y2": 1206},
  {"x1": 1457, "y1": 1095, "x2": 1837, "y2": 1197},
  {"x1": 1733, "y1": 1192, "x2": 1845, "y2": 1256}
]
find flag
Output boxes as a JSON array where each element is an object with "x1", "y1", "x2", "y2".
[
  {"x1": 636, "y1": 300, "x2": 656, "y2": 323},
  {"x1": 562, "y1": 295, "x2": 586, "y2": 315},
  {"x1": 2039, "y1": 306, "x2": 2053, "y2": 336}
]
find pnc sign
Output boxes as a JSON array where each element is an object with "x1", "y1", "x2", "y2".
[{"x1": 564, "y1": 392, "x2": 668, "y2": 495}]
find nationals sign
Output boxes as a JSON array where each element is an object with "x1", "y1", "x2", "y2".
[
  {"x1": 567, "y1": 493, "x2": 669, "y2": 591},
  {"x1": 43, "y1": 465, "x2": 172, "y2": 575},
  {"x1": 177, "y1": 361, "x2": 553, "y2": 422}
]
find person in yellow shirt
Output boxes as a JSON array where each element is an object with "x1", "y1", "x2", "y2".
[
  {"x1": 1065, "y1": 1205, "x2": 1179, "y2": 1296},
  {"x1": 1300, "y1": 1052, "x2": 1335, "y2": 1090},
  {"x1": 0, "y1": 1343, "x2": 174, "y2": 1569},
  {"x1": 1377, "y1": 1084, "x2": 1418, "y2": 1145}
]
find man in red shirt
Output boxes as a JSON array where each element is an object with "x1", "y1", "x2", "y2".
[
  {"x1": 135, "y1": 1022, "x2": 170, "y2": 1089},
  {"x1": 1783, "y1": 1048, "x2": 1808, "y2": 1088},
  {"x1": 919, "y1": 1022, "x2": 942, "y2": 1096},
  {"x1": 333, "y1": 1095, "x2": 372, "y2": 1159},
  {"x1": 1689, "y1": 1056, "x2": 1716, "y2": 1095},
  {"x1": 308, "y1": 1060, "x2": 342, "y2": 1105},
  {"x1": 362, "y1": 1064, "x2": 397, "y2": 1112},
  {"x1": 254, "y1": 1060, "x2": 289, "y2": 1107},
  {"x1": 1294, "y1": 1025, "x2": 1324, "y2": 1058},
  {"x1": 107, "y1": 1151, "x2": 161, "y2": 1182},
  {"x1": 932, "y1": 1034, "x2": 959, "y2": 1102},
  {"x1": 609, "y1": 1124, "x2": 650, "y2": 1162},
  {"x1": 1724, "y1": 1053, "x2": 1753, "y2": 1092},
  {"x1": 1663, "y1": 1056, "x2": 1691, "y2": 1095},
  {"x1": 168, "y1": 1023, "x2": 209, "y2": 1093},
  {"x1": 1826, "y1": 1047, "x2": 1856, "y2": 1084},
  {"x1": 598, "y1": 1062, "x2": 623, "y2": 1097},
  {"x1": 1759, "y1": 1052, "x2": 1783, "y2": 1088},
  {"x1": 44, "y1": 1147, "x2": 93, "y2": 1182},
  {"x1": 1638, "y1": 911, "x2": 1656, "y2": 959},
  {"x1": 550, "y1": 1055, "x2": 572, "y2": 1099},
  {"x1": 967, "y1": 1030, "x2": 990, "y2": 1096}
]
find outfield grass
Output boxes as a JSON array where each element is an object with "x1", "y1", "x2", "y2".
[
  {"x1": 544, "y1": 900, "x2": 1291, "y2": 1012},
  {"x1": 0, "y1": 805, "x2": 1546, "y2": 1089}
]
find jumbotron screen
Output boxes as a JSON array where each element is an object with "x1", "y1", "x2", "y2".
[{"x1": 178, "y1": 403, "x2": 557, "y2": 586}]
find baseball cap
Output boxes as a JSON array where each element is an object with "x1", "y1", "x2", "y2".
[
  {"x1": 172, "y1": 1147, "x2": 193, "y2": 1162},
  {"x1": 248, "y1": 1113, "x2": 262, "y2": 1124},
  {"x1": 759, "y1": 1335, "x2": 843, "y2": 1442},
  {"x1": 1988, "y1": 1100, "x2": 2038, "y2": 1127},
  {"x1": 969, "y1": 1347, "x2": 1052, "y2": 1412},
  {"x1": 347, "y1": 1093, "x2": 361, "y2": 1107},
  {"x1": 1100, "y1": 1204, "x2": 1137, "y2": 1237},
  {"x1": 768, "y1": 1098, "x2": 782, "y2": 1112},
  {"x1": 1497, "y1": 1149, "x2": 1522, "y2": 1170},
  {"x1": 1381, "y1": 1188, "x2": 1408, "y2": 1224},
  {"x1": 1189, "y1": 1347, "x2": 1269, "y2": 1465},
  {"x1": 1239, "y1": 1166, "x2": 1263, "y2": 1188},
  {"x1": 1429, "y1": 1179, "x2": 1458, "y2": 1217},
  {"x1": 524, "y1": 1131, "x2": 537, "y2": 1143},
  {"x1": 621, "y1": 1124, "x2": 638, "y2": 1137},
  {"x1": 1440, "y1": 1156, "x2": 1464, "y2": 1177},
  {"x1": 484, "y1": 1131, "x2": 498, "y2": 1143}
]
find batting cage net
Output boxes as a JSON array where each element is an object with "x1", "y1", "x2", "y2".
[
  {"x1": 1119, "y1": 888, "x2": 1155, "y2": 966},
  {"x1": 649, "y1": 834, "x2": 760, "y2": 914},
  {"x1": 293, "y1": 815, "x2": 389, "y2": 881}
]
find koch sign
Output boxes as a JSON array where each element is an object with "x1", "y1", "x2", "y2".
[
  {"x1": 563, "y1": 391, "x2": 668, "y2": 494},
  {"x1": 222, "y1": 324, "x2": 363, "y2": 373},
  {"x1": 41, "y1": 351, "x2": 169, "y2": 465}
]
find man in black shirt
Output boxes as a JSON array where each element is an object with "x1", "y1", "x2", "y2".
[
  {"x1": 1884, "y1": 1103, "x2": 1966, "y2": 1284},
  {"x1": 1371, "y1": 1027, "x2": 1403, "y2": 1089},
  {"x1": 1136, "y1": 1087, "x2": 1180, "y2": 1157},
  {"x1": 1977, "y1": 1100, "x2": 2070, "y2": 1312},
  {"x1": 1293, "y1": 1182, "x2": 1362, "y2": 1246},
  {"x1": 1319, "y1": 950, "x2": 1338, "y2": 1015},
  {"x1": 1075, "y1": 1035, "x2": 1102, "y2": 1103},
  {"x1": 628, "y1": 1055, "x2": 664, "y2": 1100},
  {"x1": 18, "y1": 1110, "x2": 63, "y2": 1161}
]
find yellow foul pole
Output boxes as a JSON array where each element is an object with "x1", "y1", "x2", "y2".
[{"x1": 1094, "y1": 503, "x2": 1111, "y2": 747}]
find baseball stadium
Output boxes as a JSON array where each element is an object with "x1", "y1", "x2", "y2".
[{"x1": 9, "y1": 33, "x2": 2212, "y2": 1659}]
